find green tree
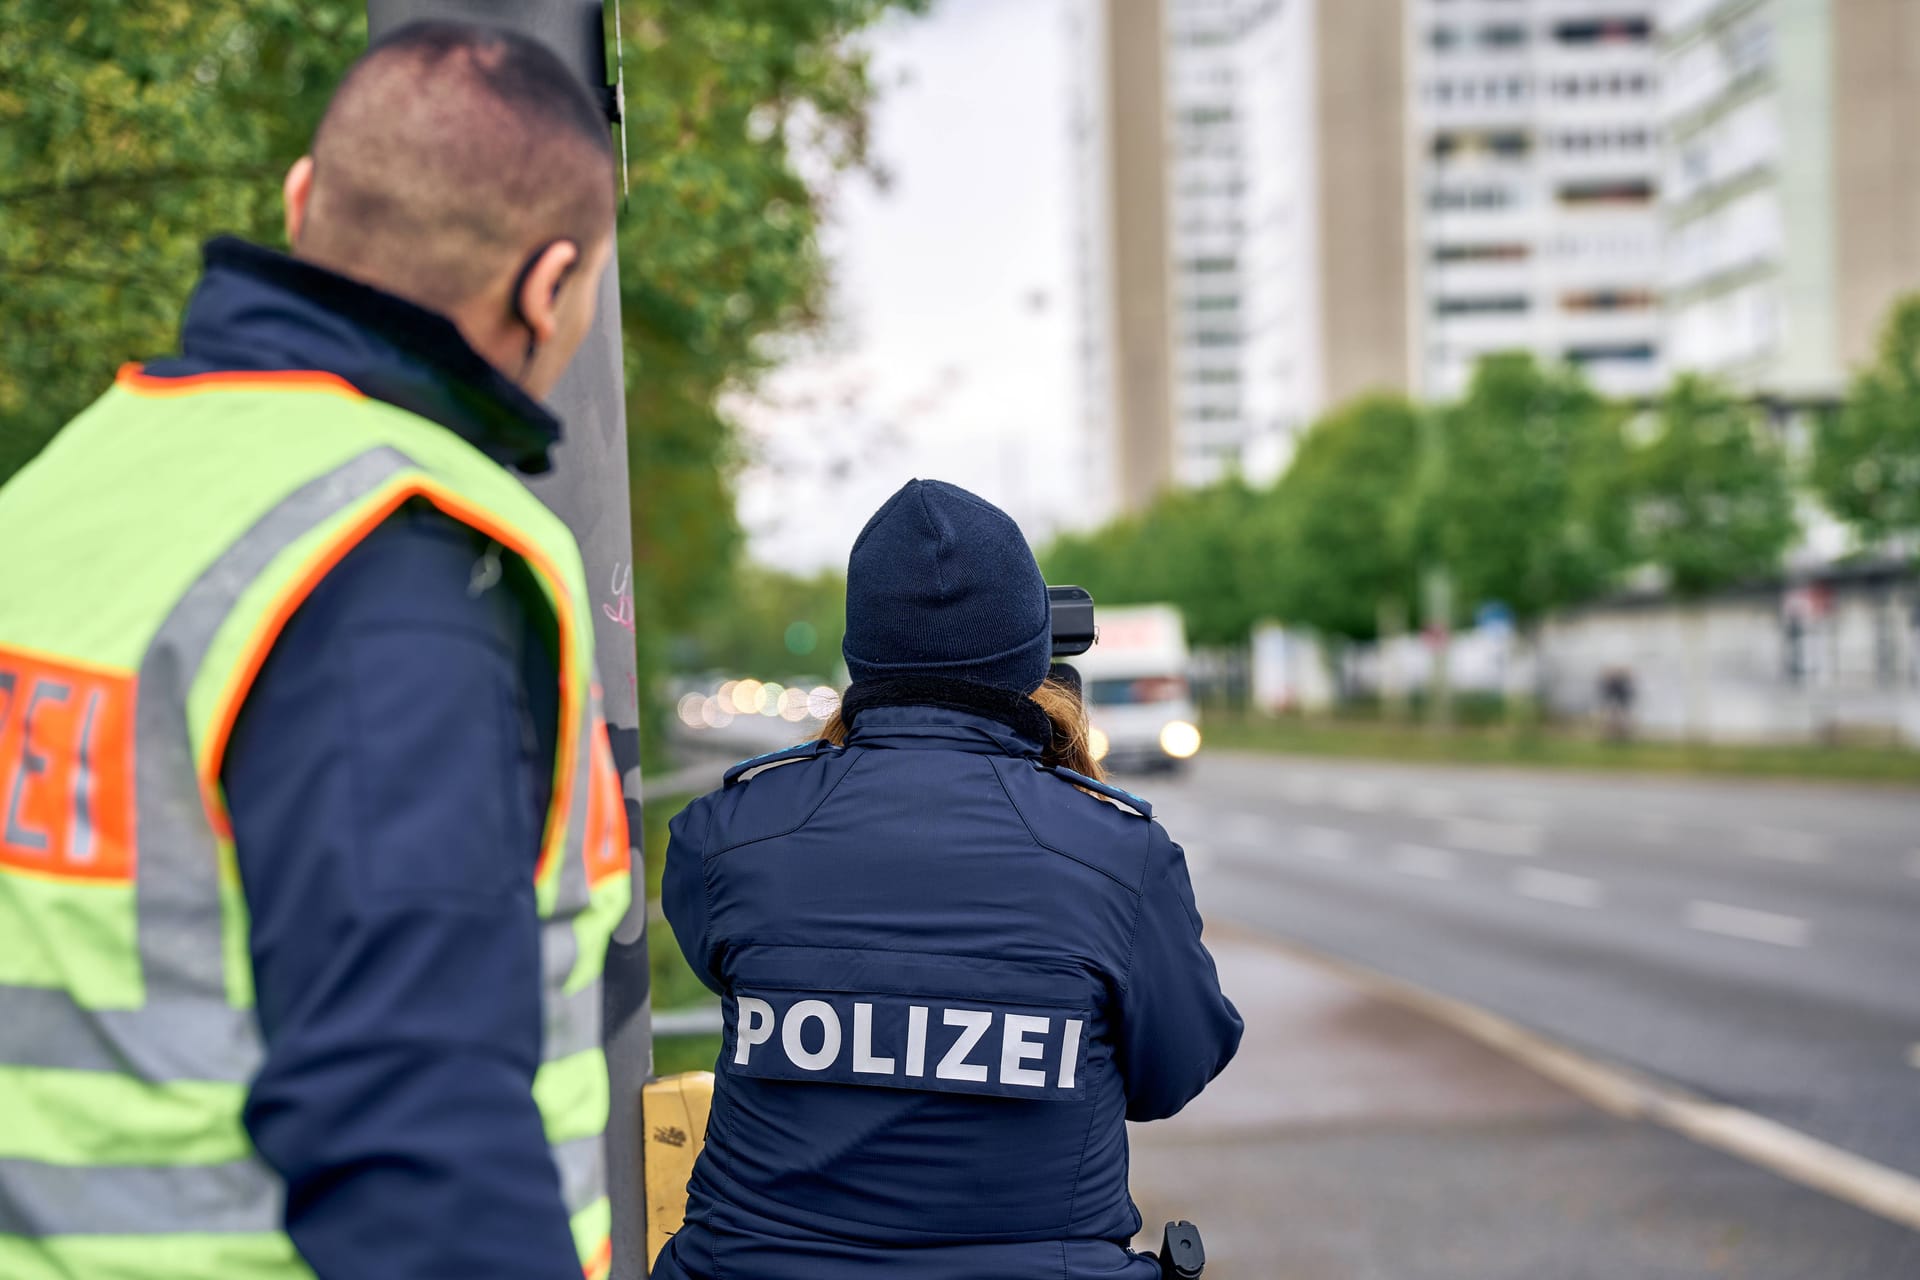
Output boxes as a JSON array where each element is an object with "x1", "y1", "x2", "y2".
[
  {"x1": 1418, "y1": 353, "x2": 1630, "y2": 628},
  {"x1": 1043, "y1": 476, "x2": 1284, "y2": 648},
  {"x1": 1627, "y1": 374, "x2": 1797, "y2": 596},
  {"x1": 1812, "y1": 294, "x2": 1920, "y2": 553},
  {"x1": 1, "y1": 1, "x2": 924, "y2": 757},
  {"x1": 0, "y1": 2, "x2": 363, "y2": 478},
  {"x1": 687, "y1": 563, "x2": 846, "y2": 680},
  {"x1": 1267, "y1": 394, "x2": 1422, "y2": 642}
]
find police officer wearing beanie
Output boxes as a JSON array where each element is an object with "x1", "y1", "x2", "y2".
[{"x1": 657, "y1": 479, "x2": 1243, "y2": 1279}]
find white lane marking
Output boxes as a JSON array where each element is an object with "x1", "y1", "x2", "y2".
[
  {"x1": 1512, "y1": 867, "x2": 1603, "y2": 908},
  {"x1": 1222, "y1": 813, "x2": 1270, "y2": 845},
  {"x1": 1296, "y1": 826, "x2": 1354, "y2": 862},
  {"x1": 1255, "y1": 937, "x2": 1920, "y2": 1235},
  {"x1": 1442, "y1": 817, "x2": 1542, "y2": 858},
  {"x1": 1278, "y1": 774, "x2": 1322, "y2": 805},
  {"x1": 1407, "y1": 787, "x2": 1459, "y2": 819},
  {"x1": 1907, "y1": 1044, "x2": 1920, "y2": 1071},
  {"x1": 1336, "y1": 779, "x2": 1385, "y2": 813},
  {"x1": 1388, "y1": 842, "x2": 1458, "y2": 880},
  {"x1": 1685, "y1": 900, "x2": 1810, "y2": 948},
  {"x1": 1633, "y1": 816, "x2": 1675, "y2": 844},
  {"x1": 1496, "y1": 796, "x2": 1551, "y2": 824},
  {"x1": 1742, "y1": 826, "x2": 1830, "y2": 865}
]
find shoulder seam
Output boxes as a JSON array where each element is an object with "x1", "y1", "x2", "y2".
[
  {"x1": 705, "y1": 750, "x2": 867, "y2": 862},
  {"x1": 989, "y1": 757, "x2": 1142, "y2": 896}
]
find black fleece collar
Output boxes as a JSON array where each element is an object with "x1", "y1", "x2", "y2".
[
  {"x1": 159, "y1": 237, "x2": 562, "y2": 473},
  {"x1": 840, "y1": 676, "x2": 1053, "y2": 753}
]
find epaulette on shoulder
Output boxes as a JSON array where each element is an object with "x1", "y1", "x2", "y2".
[
  {"x1": 723, "y1": 739, "x2": 837, "y2": 787},
  {"x1": 1041, "y1": 764, "x2": 1153, "y2": 818}
]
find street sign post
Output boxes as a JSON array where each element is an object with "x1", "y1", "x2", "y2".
[{"x1": 362, "y1": 5, "x2": 649, "y2": 1273}]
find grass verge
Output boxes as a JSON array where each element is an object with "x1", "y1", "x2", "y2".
[{"x1": 1201, "y1": 714, "x2": 1920, "y2": 785}]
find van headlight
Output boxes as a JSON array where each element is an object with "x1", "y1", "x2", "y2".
[
  {"x1": 1158, "y1": 720, "x2": 1201, "y2": 759},
  {"x1": 1088, "y1": 727, "x2": 1111, "y2": 762}
]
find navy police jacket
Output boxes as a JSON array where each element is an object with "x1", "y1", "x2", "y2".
[{"x1": 657, "y1": 696, "x2": 1243, "y2": 1280}]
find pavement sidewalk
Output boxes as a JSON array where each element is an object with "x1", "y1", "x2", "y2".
[{"x1": 1127, "y1": 929, "x2": 1920, "y2": 1279}]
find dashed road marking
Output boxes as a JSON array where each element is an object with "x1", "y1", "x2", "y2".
[
  {"x1": 1741, "y1": 826, "x2": 1830, "y2": 865},
  {"x1": 1336, "y1": 779, "x2": 1385, "y2": 813},
  {"x1": 1407, "y1": 787, "x2": 1459, "y2": 819},
  {"x1": 1442, "y1": 817, "x2": 1542, "y2": 858},
  {"x1": 1297, "y1": 826, "x2": 1354, "y2": 862},
  {"x1": 1388, "y1": 843, "x2": 1458, "y2": 880},
  {"x1": 1278, "y1": 774, "x2": 1322, "y2": 806},
  {"x1": 1512, "y1": 867, "x2": 1603, "y2": 908},
  {"x1": 1685, "y1": 900, "x2": 1809, "y2": 948},
  {"x1": 1496, "y1": 796, "x2": 1551, "y2": 824},
  {"x1": 1221, "y1": 813, "x2": 1271, "y2": 846}
]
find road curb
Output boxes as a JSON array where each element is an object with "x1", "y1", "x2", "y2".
[{"x1": 1230, "y1": 927, "x2": 1920, "y2": 1235}]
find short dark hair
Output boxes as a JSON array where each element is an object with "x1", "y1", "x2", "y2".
[{"x1": 302, "y1": 20, "x2": 616, "y2": 309}]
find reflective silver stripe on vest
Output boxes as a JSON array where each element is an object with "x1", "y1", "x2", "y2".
[
  {"x1": 134, "y1": 447, "x2": 415, "y2": 1055},
  {"x1": 540, "y1": 695, "x2": 598, "y2": 1065},
  {"x1": 0, "y1": 986, "x2": 256, "y2": 1080},
  {"x1": 552, "y1": 1133, "x2": 605, "y2": 1221},
  {"x1": 0, "y1": 1157, "x2": 283, "y2": 1237}
]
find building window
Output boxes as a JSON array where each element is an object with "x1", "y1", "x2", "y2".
[
  {"x1": 1553, "y1": 18, "x2": 1652, "y2": 44},
  {"x1": 1559, "y1": 180, "x2": 1655, "y2": 206},
  {"x1": 1436, "y1": 295, "x2": 1530, "y2": 316},
  {"x1": 1480, "y1": 24, "x2": 1526, "y2": 47},
  {"x1": 1562, "y1": 289, "x2": 1657, "y2": 313},
  {"x1": 1434, "y1": 243, "x2": 1531, "y2": 263},
  {"x1": 1566, "y1": 344, "x2": 1655, "y2": 365},
  {"x1": 1432, "y1": 130, "x2": 1532, "y2": 160}
]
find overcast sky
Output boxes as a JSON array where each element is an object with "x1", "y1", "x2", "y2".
[{"x1": 733, "y1": 0, "x2": 1078, "y2": 574}]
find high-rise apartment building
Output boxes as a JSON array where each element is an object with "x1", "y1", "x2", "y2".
[
  {"x1": 1661, "y1": 0, "x2": 1920, "y2": 396},
  {"x1": 1410, "y1": 2, "x2": 1665, "y2": 400},
  {"x1": 1072, "y1": 0, "x2": 1408, "y2": 515}
]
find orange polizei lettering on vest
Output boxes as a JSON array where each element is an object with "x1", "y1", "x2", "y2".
[
  {"x1": 581, "y1": 714, "x2": 631, "y2": 890},
  {"x1": 0, "y1": 645, "x2": 136, "y2": 883}
]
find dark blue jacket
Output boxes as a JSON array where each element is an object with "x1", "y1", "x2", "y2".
[
  {"x1": 657, "y1": 697, "x2": 1242, "y2": 1280},
  {"x1": 152, "y1": 238, "x2": 581, "y2": 1279}
]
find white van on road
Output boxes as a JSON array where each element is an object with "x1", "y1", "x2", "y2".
[{"x1": 1072, "y1": 604, "x2": 1201, "y2": 773}]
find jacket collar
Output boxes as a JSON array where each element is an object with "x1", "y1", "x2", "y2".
[
  {"x1": 842, "y1": 676, "x2": 1050, "y2": 757},
  {"x1": 149, "y1": 236, "x2": 561, "y2": 473}
]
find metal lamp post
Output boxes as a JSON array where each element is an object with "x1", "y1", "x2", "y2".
[{"x1": 363, "y1": 5, "x2": 650, "y2": 1273}]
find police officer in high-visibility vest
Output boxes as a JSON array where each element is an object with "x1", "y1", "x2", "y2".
[
  {"x1": 0, "y1": 22, "x2": 631, "y2": 1280},
  {"x1": 656, "y1": 480, "x2": 1243, "y2": 1279}
]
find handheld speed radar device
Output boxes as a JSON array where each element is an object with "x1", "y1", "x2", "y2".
[{"x1": 1047, "y1": 586, "x2": 1096, "y2": 658}]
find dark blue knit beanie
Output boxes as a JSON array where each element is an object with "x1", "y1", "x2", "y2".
[{"x1": 842, "y1": 479, "x2": 1051, "y2": 693}]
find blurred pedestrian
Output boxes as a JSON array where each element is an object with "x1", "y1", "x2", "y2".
[
  {"x1": 1599, "y1": 666, "x2": 1637, "y2": 741},
  {"x1": 0, "y1": 21, "x2": 630, "y2": 1280},
  {"x1": 657, "y1": 479, "x2": 1243, "y2": 1279}
]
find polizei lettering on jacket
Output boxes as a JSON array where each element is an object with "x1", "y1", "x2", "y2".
[{"x1": 725, "y1": 990, "x2": 1091, "y2": 1102}]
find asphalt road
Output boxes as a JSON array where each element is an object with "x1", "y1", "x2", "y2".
[{"x1": 1145, "y1": 751, "x2": 1920, "y2": 1183}]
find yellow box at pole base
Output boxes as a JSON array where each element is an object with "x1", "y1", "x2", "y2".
[{"x1": 642, "y1": 1071, "x2": 714, "y2": 1268}]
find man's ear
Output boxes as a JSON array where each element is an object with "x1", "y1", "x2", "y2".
[
  {"x1": 283, "y1": 156, "x2": 316, "y2": 248},
  {"x1": 514, "y1": 239, "x2": 582, "y2": 343}
]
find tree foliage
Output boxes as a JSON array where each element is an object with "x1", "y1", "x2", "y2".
[
  {"x1": 1628, "y1": 375, "x2": 1797, "y2": 597},
  {"x1": 0, "y1": 2, "x2": 363, "y2": 478},
  {"x1": 1267, "y1": 395, "x2": 1422, "y2": 640},
  {"x1": 1044, "y1": 476, "x2": 1285, "y2": 648},
  {"x1": 0, "y1": 0, "x2": 922, "y2": 750},
  {"x1": 1417, "y1": 353, "x2": 1629, "y2": 626},
  {"x1": 1813, "y1": 293, "x2": 1920, "y2": 552}
]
